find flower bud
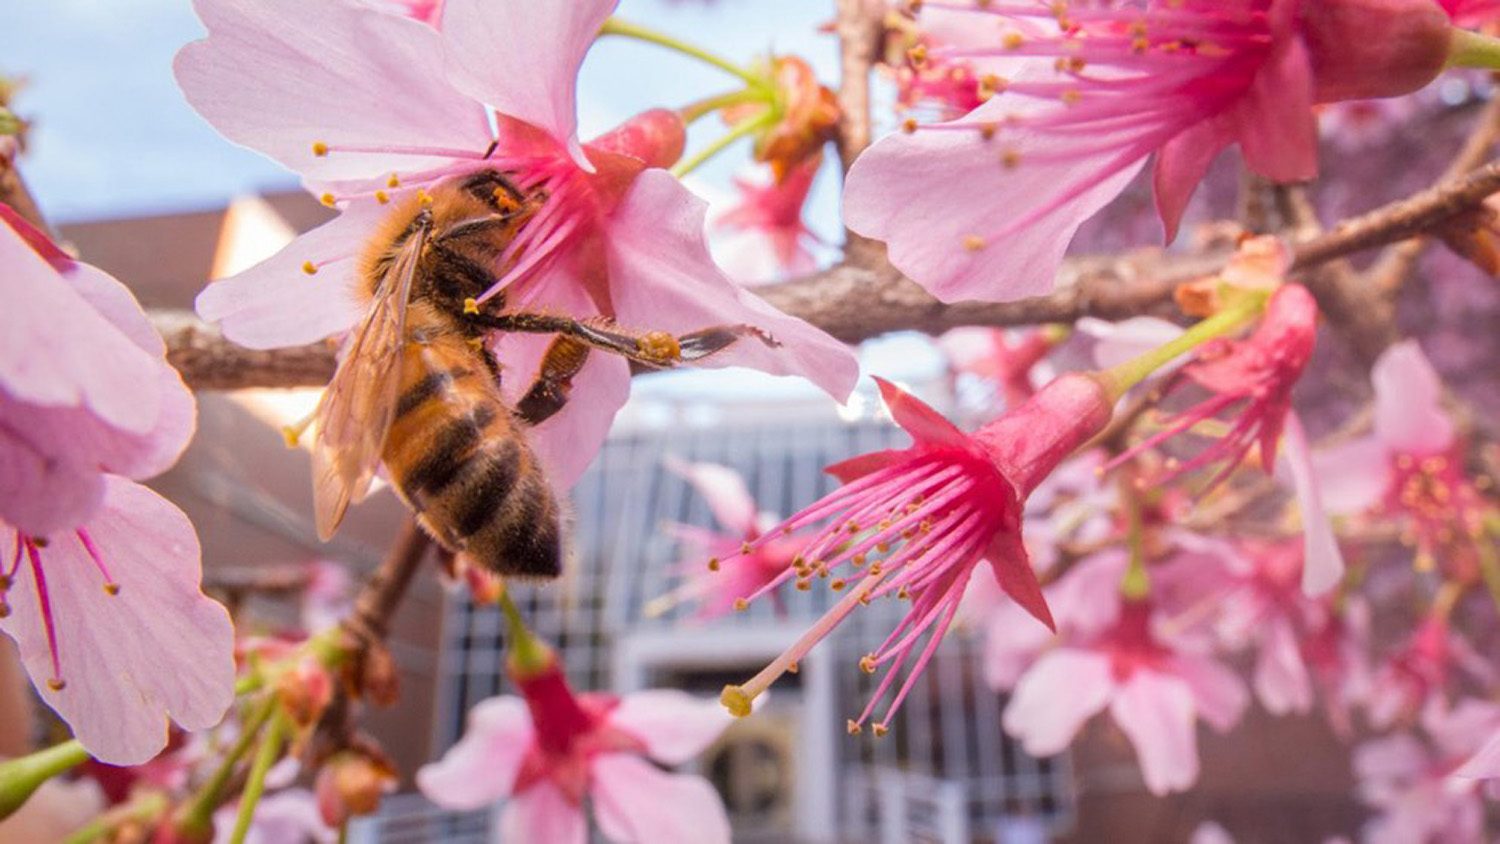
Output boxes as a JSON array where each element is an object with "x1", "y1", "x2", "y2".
[
  {"x1": 314, "y1": 749, "x2": 396, "y2": 827},
  {"x1": 1302, "y1": 0, "x2": 1454, "y2": 102},
  {"x1": 724, "y1": 56, "x2": 839, "y2": 182},
  {"x1": 587, "y1": 108, "x2": 687, "y2": 171},
  {"x1": 274, "y1": 657, "x2": 334, "y2": 728}
]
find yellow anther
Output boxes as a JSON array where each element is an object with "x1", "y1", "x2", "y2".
[
  {"x1": 831, "y1": 579, "x2": 847, "y2": 591},
  {"x1": 708, "y1": 557, "x2": 721, "y2": 572},
  {"x1": 375, "y1": 190, "x2": 390, "y2": 204},
  {"x1": 733, "y1": 598, "x2": 749, "y2": 612},
  {"x1": 47, "y1": 678, "x2": 66, "y2": 691},
  {"x1": 721, "y1": 685, "x2": 753, "y2": 717},
  {"x1": 847, "y1": 720, "x2": 863, "y2": 735},
  {"x1": 1002, "y1": 31, "x2": 1024, "y2": 49},
  {"x1": 907, "y1": 44, "x2": 928, "y2": 66},
  {"x1": 312, "y1": 141, "x2": 329, "y2": 157},
  {"x1": 319, "y1": 193, "x2": 337, "y2": 207},
  {"x1": 302, "y1": 261, "x2": 318, "y2": 275},
  {"x1": 872, "y1": 723, "x2": 889, "y2": 737},
  {"x1": 853, "y1": 554, "x2": 867, "y2": 567},
  {"x1": 1061, "y1": 89, "x2": 1082, "y2": 106},
  {"x1": 387, "y1": 173, "x2": 401, "y2": 188},
  {"x1": 463, "y1": 297, "x2": 480, "y2": 315},
  {"x1": 103, "y1": 583, "x2": 121, "y2": 596},
  {"x1": 963, "y1": 234, "x2": 986, "y2": 251},
  {"x1": 796, "y1": 579, "x2": 812, "y2": 591},
  {"x1": 417, "y1": 189, "x2": 434, "y2": 206},
  {"x1": 787, "y1": 661, "x2": 799, "y2": 674},
  {"x1": 281, "y1": 426, "x2": 301, "y2": 448},
  {"x1": 902, "y1": 117, "x2": 919, "y2": 134},
  {"x1": 859, "y1": 655, "x2": 877, "y2": 674},
  {"x1": 1001, "y1": 148, "x2": 1022, "y2": 169},
  {"x1": 742, "y1": 541, "x2": 753, "y2": 555},
  {"x1": 978, "y1": 123, "x2": 998, "y2": 141}
]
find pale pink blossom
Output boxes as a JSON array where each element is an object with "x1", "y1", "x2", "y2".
[
  {"x1": 721, "y1": 374, "x2": 1116, "y2": 732},
  {"x1": 845, "y1": 0, "x2": 1456, "y2": 302},
  {"x1": 1003, "y1": 593, "x2": 1248, "y2": 795},
  {"x1": 653, "y1": 458, "x2": 810, "y2": 621},
  {"x1": 176, "y1": 0, "x2": 856, "y2": 490},
  {"x1": 0, "y1": 206, "x2": 234, "y2": 765},
  {"x1": 1313, "y1": 341, "x2": 1488, "y2": 575},
  {"x1": 939, "y1": 327, "x2": 1060, "y2": 411},
  {"x1": 1355, "y1": 700, "x2": 1500, "y2": 844},
  {"x1": 417, "y1": 659, "x2": 732, "y2": 844},
  {"x1": 214, "y1": 788, "x2": 335, "y2": 844},
  {"x1": 0, "y1": 204, "x2": 193, "y2": 535}
]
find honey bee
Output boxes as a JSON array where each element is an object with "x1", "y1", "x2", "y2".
[{"x1": 309, "y1": 170, "x2": 771, "y2": 578}]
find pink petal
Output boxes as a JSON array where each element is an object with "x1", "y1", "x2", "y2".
[
  {"x1": 1280, "y1": 413, "x2": 1345, "y2": 596},
  {"x1": 590, "y1": 754, "x2": 731, "y2": 844},
  {"x1": 416, "y1": 696, "x2": 534, "y2": 809},
  {"x1": 981, "y1": 601, "x2": 1055, "y2": 690},
  {"x1": 1171, "y1": 655, "x2": 1249, "y2": 732},
  {"x1": 1003, "y1": 648, "x2": 1114, "y2": 755},
  {"x1": 843, "y1": 96, "x2": 1146, "y2": 303},
  {"x1": 0, "y1": 424, "x2": 105, "y2": 535},
  {"x1": 1, "y1": 478, "x2": 235, "y2": 764},
  {"x1": 1110, "y1": 671, "x2": 1201, "y2": 795},
  {"x1": 1076, "y1": 316, "x2": 1187, "y2": 372},
  {"x1": 603, "y1": 171, "x2": 858, "y2": 400},
  {"x1": 174, "y1": 0, "x2": 492, "y2": 183},
  {"x1": 985, "y1": 530, "x2": 1054, "y2": 632},
  {"x1": 1455, "y1": 730, "x2": 1500, "y2": 779},
  {"x1": 1253, "y1": 616, "x2": 1313, "y2": 716},
  {"x1": 824, "y1": 450, "x2": 906, "y2": 484},
  {"x1": 608, "y1": 690, "x2": 732, "y2": 766},
  {"x1": 1153, "y1": 117, "x2": 1234, "y2": 242},
  {"x1": 490, "y1": 265, "x2": 630, "y2": 495},
  {"x1": 1234, "y1": 31, "x2": 1318, "y2": 182},
  {"x1": 1310, "y1": 435, "x2": 1389, "y2": 515},
  {"x1": 194, "y1": 198, "x2": 389, "y2": 349},
  {"x1": 1045, "y1": 549, "x2": 1127, "y2": 636},
  {"x1": 0, "y1": 220, "x2": 163, "y2": 433},
  {"x1": 65, "y1": 262, "x2": 167, "y2": 356},
  {"x1": 1371, "y1": 340, "x2": 1454, "y2": 455},
  {"x1": 498, "y1": 781, "x2": 587, "y2": 844},
  {"x1": 441, "y1": 0, "x2": 617, "y2": 165},
  {"x1": 872, "y1": 377, "x2": 972, "y2": 450},
  {"x1": 663, "y1": 459, "x2": 758, "y2": 537}
]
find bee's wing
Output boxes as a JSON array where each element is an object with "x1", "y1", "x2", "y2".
[{"x1": 310, "y1": 224, "x2": 427, "y2": 540}]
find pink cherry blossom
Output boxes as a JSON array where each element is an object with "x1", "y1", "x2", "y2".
[
  {"x1": 0, "y1": 205, "x2": 234, "y2": 765},
  {"x1": 214, "y1": 788, "x2": 335, "y2": 844},
  {"x1": 844, "y1": 0, "x2": 1456, "y2": 302},
  {"x1": 715, "y1": 158, "x2": 823, "y2": 275},
  {"x1": 1366, "y1": 615, "x2": 1492, "y2": 729},
  {"x1": 720, "y1": 373, "x2": 1116, "y2": 732},
  {"x1": 1105, "y1": 283, "x2": 1345, "y2": 595},
  {"x1": 940, "y1": 327, "x2": 1060, "y2": 411},
  {"x1": 176, "y1": 0, "x2": 857, "y2": 490},
  {"x1": 652, "y1": 458, "x2": 810, "y2": 621},
  {"x1": 0, "y1": 204, "x2": 194, "y2": 536},
  {"x1": 1314, "y1": 341, "x2": 1489, "y2": 575},
  {"x1": 1002, "y1": 594, "x2": 1248, "y2": 795},
  {"x1": 417, "y1": 660, "x2": 732, "y2": 844},
  {"x1": 2, "y1": 479, "x2": 236, "y2": 765},
  {"x1": 1355, "y1": 700, "x2": 1500, "y2": 844}
]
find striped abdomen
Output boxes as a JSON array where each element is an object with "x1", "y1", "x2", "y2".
[{"x1": 382, "y1": 336, "x2": 561, "y2": 578}]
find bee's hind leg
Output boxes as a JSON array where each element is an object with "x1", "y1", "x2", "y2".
[
  {"x1": 514, "y1": 335, "x2": 590, "y2": 426},
  {"x1": 470, "y1": 312, "x2": 777, "y2": 369}
]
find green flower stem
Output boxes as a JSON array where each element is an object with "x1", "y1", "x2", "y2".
[
  {"x1": 177, "y1": 694, "x2": 278, "y2": 838},
  {"x1": 0, "y1": 108, "x2": 18, "y2": 136},
  {"x1": 228, "y1": 708, "x2": 290, "y2": 844},
  {"x1": 1100, "y1": 292, "x2": 1268, "y2": 401},
  {"x1": 1119, "y1": 476, "x2": 1151, "y2": 600},
  {"x1": 671, "y1": 109, "x2": 778, "y2": 178},
  {"x1": 599, "y1": 18, "x2": 764, "y2": 89},
  {"x1": 680, "y1": 88, "x2": 768, "y2": 125},
  {"x1": 1448, "y1": 28, "x2": 1500, "y2": 70},
  {"x1": 0, "y1": 739, "x2": 89, "y2": 821},
  {"x1": 62, "y1": 792, "x2": 169, "y2": 844},
  {"x1": 1476, "y1": 520, "x2": 1500, "y2": 613},
  {"x1": 498, "y1": 589, "x2": 550, "y2": 675}
]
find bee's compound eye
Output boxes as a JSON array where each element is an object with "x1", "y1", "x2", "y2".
[{"x1": 638, "y1": 331, "x2": 681, "y2": 362}]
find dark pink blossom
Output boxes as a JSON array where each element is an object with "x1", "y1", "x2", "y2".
[
  {"x1": 720, "y1": 373, "x2": 1115, "y2": 731},
  {"x1": 715, "y1": 158, "x2": 823, "y2": 275},
  {"x1": 845, "y1": 0, "x2": 1457, "y2": 302}
]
